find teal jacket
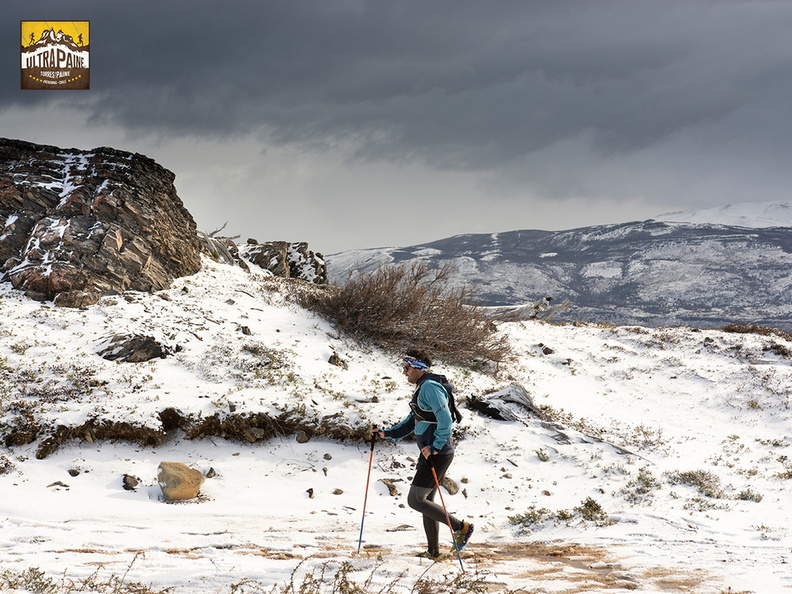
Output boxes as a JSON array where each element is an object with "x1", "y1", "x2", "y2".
[{"x1": 383, "y1": 376, "x2": 454, "y2": 454}]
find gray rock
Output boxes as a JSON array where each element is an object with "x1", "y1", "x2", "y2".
[{"x1": 97, "y1": 333, "x2": 180, "y2": 362}]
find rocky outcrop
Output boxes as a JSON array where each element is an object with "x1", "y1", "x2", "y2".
[
  {"x1": 467, "y1": 383, "x2": 545, "y2": 422},
  {"x1": 0, "y1": 138, "x2": 201, "y2": 307},
  {"x1": 241, "y1": 240, "x2": 326, "y2": 284},
  {"x1": 97, "y1": 333, "x2": 181, "y2": 362}
]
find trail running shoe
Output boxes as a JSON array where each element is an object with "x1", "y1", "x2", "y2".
[
  {"x1": 416, "y1": 550, "x2": 442, "y2": 560},
  {"x1": 452, "y1": 521, "x2": 474, "y2": 551}
]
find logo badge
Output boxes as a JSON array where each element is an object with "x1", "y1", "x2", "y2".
[{"x1": 21, "y1": 21, "x2": 90, "y2": 90}]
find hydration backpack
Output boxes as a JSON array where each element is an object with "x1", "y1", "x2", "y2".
[{"x1": 410, "y1": 373, "x2": 463, "y2": 423}]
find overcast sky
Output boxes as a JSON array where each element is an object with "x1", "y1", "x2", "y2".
[{"x1": 4, "y1": 1, "x2": 792, "y2": 253}]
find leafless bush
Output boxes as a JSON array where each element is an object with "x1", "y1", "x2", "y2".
[{"x1": 301, "y1": 261, "x2": 511, "y2": 366}]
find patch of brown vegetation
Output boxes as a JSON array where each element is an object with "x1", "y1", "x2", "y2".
[
  {"x1": 244, "y1": 548, "x2": 302, "y2": 560},
  {"x1": 35, "y1": 420, "x2": 165, "y2": 459},
  {"x1": 183, "y1": 411, "x2": 365, "y2": 443},
  {"x1": 722, "y1": 323, "x2": 792, "y2": 341},
  {"x1": 5, "y1": 405, "x2": 369, "y2": 459}
]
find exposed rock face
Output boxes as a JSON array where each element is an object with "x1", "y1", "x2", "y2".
[
  {"x1": 241, "y1": 240, "x2": 326, "y2": 284},
  {"x1": 0, "y1": 138, "x2": 201, "y2": 307},
  {"x1": 157, "y1": 461, "x2": 205, "y2": 501}
]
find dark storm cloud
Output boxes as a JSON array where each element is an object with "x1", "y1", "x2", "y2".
[{"x1": 5, "y1": 0, "x2": 792, "y2": 172}]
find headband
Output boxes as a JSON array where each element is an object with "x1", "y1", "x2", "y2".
[{"x1": 402, "y1": 356, "x2": 429, "y2": 370}]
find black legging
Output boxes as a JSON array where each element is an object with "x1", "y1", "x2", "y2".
[{"x1": 407, "y1": 453, "x2": 463, "y2": 555}]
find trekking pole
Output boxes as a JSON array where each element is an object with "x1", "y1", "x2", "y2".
[
  {"x1": 356, "y1": 428, "x2": 377, "y2": 554},
  {"x1": 428, "y1": 455, "x2": 465, "y2": 572}
]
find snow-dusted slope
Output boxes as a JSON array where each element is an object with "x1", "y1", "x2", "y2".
[
  {"x1": 655, "y1": 200, "x2": 792, "y2": 228},
  {"x1": 0, "y1": 256, "x2": 791, "y2": 593}
]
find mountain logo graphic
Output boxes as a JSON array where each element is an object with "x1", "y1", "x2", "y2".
[{"x1": 20, "y1": 21, "x2": 90, "y2": 90}]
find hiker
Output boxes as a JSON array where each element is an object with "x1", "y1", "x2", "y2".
[{"x1": 372, "y1": 349, "x2": 474, "y2": 559}]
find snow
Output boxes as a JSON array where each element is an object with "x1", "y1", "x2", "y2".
[
  {"x1": 1, "y1": 256, "x2": 791, "y2": 593},
  {"x1": 655, "y1": 200, "x2": 792, "y2": 228}
]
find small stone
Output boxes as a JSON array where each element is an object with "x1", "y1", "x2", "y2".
[
  {"x1": 306, "y1": 488, "x2": 315, "y2": 499},
  {"x1": 323, "y1": 453, "x2": 332, "y2": 460},
  {"x1": 379, "y1": 478, "x2": 400, "y2": 496},
  {"x1": 68, "y1": 468, "x2": 81, "y2": 477},
  {"x1": 296, "y1": 431, "x2": 310, "y2": 443},
  {"x1": 333, "y1": 488, "x2": 344, "y2": 495},
  {"x1": 206, "y1": 468, "x2": 217, "y2": 479},
  {"x1": 328, "y1": 352, "x2": 348, "y2": 369},
  {"x1": 122, "y1": 474, "x2": 140, "y2": 491},
  {"x1": 441, "y1": 476, "x2": 460, "y2": 495}
]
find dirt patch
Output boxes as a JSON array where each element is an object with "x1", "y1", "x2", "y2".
[
  {"x1": 457, "y1": 541, "x2": 712, "y2": 593},
  {"x1": 641, "y1": 567, "x2": 710, "y2": 592},
  {"x1": 466, "y1": 542, "x2": 637, "y2": 592}
]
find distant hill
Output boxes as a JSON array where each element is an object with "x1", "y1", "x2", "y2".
[{"x1": 327, "y1": 201, "x2": 792, "y2": 330}]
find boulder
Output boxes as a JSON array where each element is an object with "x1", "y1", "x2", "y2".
[
  {"x1": 157, "y1": 461, "x2": 205, "y2": 501},
  {"x1": 0, "y1": 138, "x2": 201, "y2": 306}
]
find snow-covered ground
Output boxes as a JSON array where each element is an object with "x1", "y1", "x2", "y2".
[{"x1": 1, "y1": 256, "x2": 790, "y2": 593}]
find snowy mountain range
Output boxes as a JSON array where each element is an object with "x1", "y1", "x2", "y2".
[{"x1": 328, "y1": 201, "x2": 792, "y2": 330}]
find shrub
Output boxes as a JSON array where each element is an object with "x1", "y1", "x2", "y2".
[
  {"x1": 300, "y1": 261, "x2": 511, "y2": 366},
  {"x1": 573, "y1": 497, "x2": 610, "y2": 524},
  {"x1": 736, "y1": 488, "x2": 763, "y2": 502},
  {"x1": 666, "y1": 469, "x2": 724, "y2": 498},
  {"x1": 509, "y1": 498, "x2": 613, "y2": 531},
  {"x1": 621, "y1": 466, "x2": 661, "y2": 504},
  {"x1": 508, "y1": 505, "x2": 553, "y2": 530},
  {"x1": 0, "y1": 567, "x2": 57, "y2": 594}
]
